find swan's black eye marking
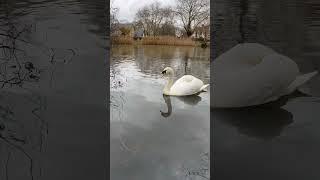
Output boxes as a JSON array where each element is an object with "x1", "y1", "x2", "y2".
[{"x1": 162, "y1": 70, "x2": 166, "y2": 74}]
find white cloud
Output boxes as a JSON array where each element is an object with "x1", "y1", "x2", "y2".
[{"x1": 112, "y1": 0, "x2": 176, "y2": 22}]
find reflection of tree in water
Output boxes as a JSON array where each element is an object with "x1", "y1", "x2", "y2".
[
  {"x1": 110, "y1": 61, "x2": 124, "y2": 90},
  {"x1": 76, "y1": 0, "x2": 107, "y2": 39},
  {"x1": 112, "y1": 45, "x2": 210, "y2": 81},
  {"x1": 212, "y1": 0, "x2": 320, "y2": 61},
  {"x1": 181, "y1": 152, "x2": 209, "y2": 180},
  {"x1": 0, "y1": 3, "x2": 75, "y2": 179}
]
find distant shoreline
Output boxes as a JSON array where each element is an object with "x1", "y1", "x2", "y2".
[{"x1": 111, "y1": 36, "x2": 209, "y2": 47}]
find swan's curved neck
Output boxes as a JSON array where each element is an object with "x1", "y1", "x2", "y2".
[{"x1": 163, "y1": 76, "x2": 174, "y2": 95}]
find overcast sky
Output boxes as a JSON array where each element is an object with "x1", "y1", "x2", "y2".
[{"x1": 112, "y1": 0, "x2": 176, "y2": 22}]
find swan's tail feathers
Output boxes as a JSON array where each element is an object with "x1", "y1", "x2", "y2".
[
  {"x1": 286, "y1": 71, "x2": 318, "y2": 94},
  {"x1": 200, "y1": 84, "x2": 210, "y2": 92}
]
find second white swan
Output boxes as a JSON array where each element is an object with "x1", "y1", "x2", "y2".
[{"x1": 161, "y1": 67, "x2": 209, "y2": 96}]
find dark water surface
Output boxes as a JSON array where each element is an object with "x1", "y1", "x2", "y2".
[
  {"x1": 110, "y1": 45, "x2": 210, "y2": 180},
  {"x1": 0, "y1": 1, "x2": 107, "y2": 180},
  {"x1": 212, "y1": 0, "x2": 320, "y2": 179}
]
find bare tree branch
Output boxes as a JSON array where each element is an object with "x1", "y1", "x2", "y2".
[{"x1": 175, "y1": 0, "x2": 209, "y2": 37}]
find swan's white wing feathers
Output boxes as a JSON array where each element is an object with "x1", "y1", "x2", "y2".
[
  {"x1": 180, "y1": 75, "x2": 194, "y2": 82},
  {"x1": 285, "y1": 71, "x2": 318, "y2": 94},
  {"x1": 170, "y1": 75, "x2": 204, "y2": 96}
]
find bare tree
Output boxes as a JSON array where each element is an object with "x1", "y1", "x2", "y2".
[
  {"x1": 162, "y1": 6, "x2": 175, "y2": 25},
  {"x1": 149, "y1": 1, "x2": 164, "y2": 36},
  {"x1": 159, "y1": 6, "x2": 176, "y2": 36},
  {"x1": 135, "y1": 6, "x2": 152, "y2": 36},
  {"x1": 135, "y1": 1, "x2": 169, "y2": 36},
  {"x1": 110, "y1": 0, "x2": 119, "y2": 35},
  {"x1": 175, "y1": 0, "x2": 210, "y2": 37}
]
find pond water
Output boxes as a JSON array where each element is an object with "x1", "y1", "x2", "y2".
[
  {"x1": 0, "y1": 1, "x2": 107, "y2": 180},
  {"x1": 110, "y1": 45, "x2": 210, "y2": 180},
  {"x1": 212, "y1": 0, "x2": 320, "y2": 179}
]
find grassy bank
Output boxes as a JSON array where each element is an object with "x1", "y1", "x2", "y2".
[
  {"x1": 111, "y1": 36, "x2": 200, "y2": 46},
  {"x1": 111, "y1": 36, "x2": 133, "y2": 45},
  {"x1": 142, "y1": 36, "x2": 196, "y2": 46}
]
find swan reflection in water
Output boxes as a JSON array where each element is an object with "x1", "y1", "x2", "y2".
[
  {"x1": 160, "y1": 89, "x2": 309, "y2": 139},
  {"x1": 213, "y1": 107, "x2": 293, "y2": 140},
  {"x1": 161, "y1": 93, "x2": 293, "y2": 139},
  {"x1": 160, "y1": 94, "x2": 202, "y2": 117},
  {"x1": 211, "y1": 92, "x2": 311, "y2": 140}
]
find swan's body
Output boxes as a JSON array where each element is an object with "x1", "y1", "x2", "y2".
[
  {"x1": 162, "y1": 67, "x2": 209, "y2": 96},
  {"x1": 212, "y1": 43, "x2": 318, "y2": 108}
]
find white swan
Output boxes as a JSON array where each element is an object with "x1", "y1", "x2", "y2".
[
  {"x1": 161, "y1": 67, "x2": 209, "y2": 96},
  {"x1": 212, "y1": 43, "x2": 318, "y2": 108}
]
